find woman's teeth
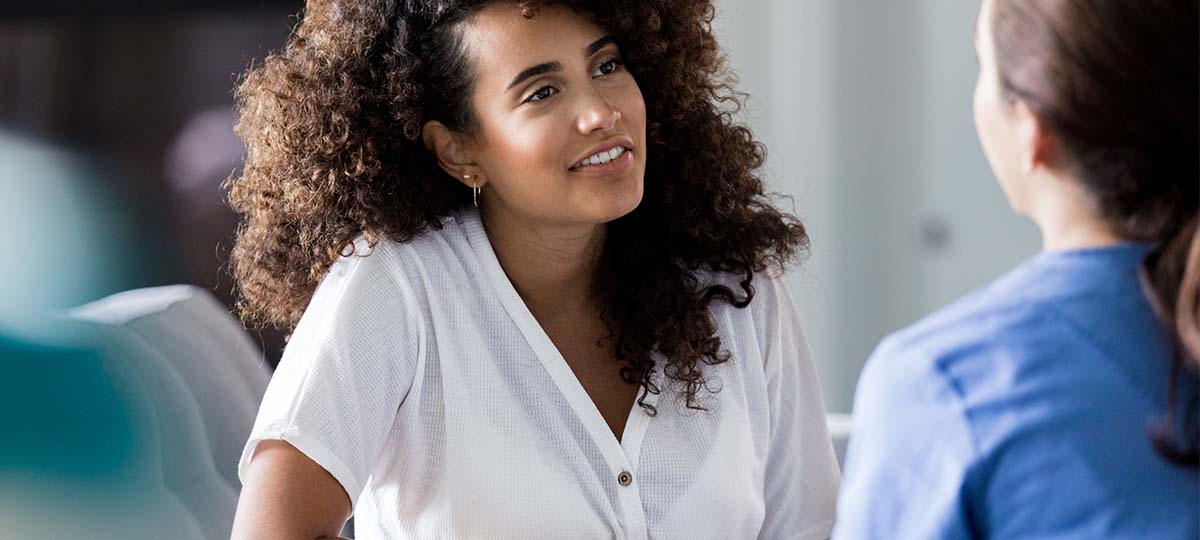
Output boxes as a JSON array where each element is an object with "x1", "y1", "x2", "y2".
[{"x1": 573, "y1": 147, "x2": 627, "y2": 169}]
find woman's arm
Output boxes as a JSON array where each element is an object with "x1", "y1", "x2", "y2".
[
  {"x1": 231, "y1": 440, "x2": 352, "y2": 540},
  {"x1": 756, "y1": 276, "x2": 841, "y2": 539},
  {"x1": 231, "y1": 246, "x2": 422, "y2": 539}
]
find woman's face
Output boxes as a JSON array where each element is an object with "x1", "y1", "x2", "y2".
[
  {"x1": 973, "y1": 0, "x2": 1028, "y2": 214},
  {"x1": 459, "y1": 3, "x2": 647, "y2": 227}
]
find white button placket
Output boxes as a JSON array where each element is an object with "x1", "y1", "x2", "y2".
[
  {"x1": 537, "y1": 360, "x2": 654, "y2": 540},
  {"x1": 468, "y1": 211, "x2": 658, "y2": 540},
  {"x1": 611, "y1": 383, "x2": 658, "y2": 540},
  {"x1": 614, "y1": 466, "x2": 644, "y2": 540}
]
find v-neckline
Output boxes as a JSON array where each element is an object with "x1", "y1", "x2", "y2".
[{"x1": 459, "y1": 208, "x2": 658, "y2": 465}]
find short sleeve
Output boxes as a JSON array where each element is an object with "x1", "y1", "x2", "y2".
[
  {"x1": 237, "y1": 244, "x2": 423, "y2": 510},
  {"x1": 831, "y1": 336, "x2": 977, "y2": 540},
  {"x1": 757, "y1": 276, "x2": 841, "y2": 540}
]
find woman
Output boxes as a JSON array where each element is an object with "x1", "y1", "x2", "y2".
[
  {"x1": 228, "y1": 0, "x2": 840, "y2": 538},
  {"x1": 834, "y1": 0, "x2": 1198, "y2": 538}
]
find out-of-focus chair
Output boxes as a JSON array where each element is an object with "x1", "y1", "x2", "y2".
[
  {"x1": 69, "y1": 284, "x2": 271, "y2": 487},
  {"x1": 61, "y1": 285, "x2": 270, "y2": 539},
  {"x1": 827, "y1": 413, "x2": 852, "y2": 470},
  {"x1": 1, "y1": 332, "x2": 213, "y2": 540}
]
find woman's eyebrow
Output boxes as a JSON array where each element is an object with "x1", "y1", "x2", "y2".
[
  {"x1": 505, "y1": 36, "x2": 617, "y2": 92},
  {"x1": 507, "y1": 61, "x2": 563, "y2": 91},
  {"x1": 585, "y1": 35, "x2": 616, "y2": 56}
]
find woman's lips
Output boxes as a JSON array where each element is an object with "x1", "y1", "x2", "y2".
[{"x1": 568, "y1": 147, "x2": 634, "y2": 175}]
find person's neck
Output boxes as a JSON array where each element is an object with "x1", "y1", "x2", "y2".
[
  {"x1": 1028, "y1": 171, "x2": 1126, "y2": 252},
  {"x1": 479, "y1": 204, "x2": 606, "y2": 320}
]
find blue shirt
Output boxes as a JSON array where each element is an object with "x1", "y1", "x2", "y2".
[{"x1": 833, "y1": 244, "x2": 1199, "y2": 539}]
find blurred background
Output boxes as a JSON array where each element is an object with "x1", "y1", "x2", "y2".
[
  {"x1": 0, "y1": 0, "x2": 1041, "y2": 536},
  {"x1": 0, "y1": 0, "x2": 296, "y2": 354},
  {"x1": 712, "y1": 0, "x2": 1040, "y2": 412},
  {"x1": 1, "y1": 2, "x2": 298, "y2": 537}
]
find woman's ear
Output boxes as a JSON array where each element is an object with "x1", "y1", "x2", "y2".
[
  {"x1": 423, "y1": 120, "x2": 482, "y2": 188},
  {"x1": 1014, "y1": 100, "x2": 1056, "y2": 175}
]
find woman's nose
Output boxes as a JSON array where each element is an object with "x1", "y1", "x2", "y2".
[{"x1": 576, "y1": 92, "x2": 622, "y2": 134}]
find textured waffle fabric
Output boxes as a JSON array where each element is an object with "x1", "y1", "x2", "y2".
[{"x1": 239, "y1": 208, "x2": 840, "y2": 539}]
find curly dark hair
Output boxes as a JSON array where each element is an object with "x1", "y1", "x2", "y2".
[{"x1": 226, "y1": 0, "x2": 809, "y2": 411}]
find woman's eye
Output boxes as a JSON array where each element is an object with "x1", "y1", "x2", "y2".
[
  {"x1": 592, "y1": 58, "x2": 624, "y2": 77},
  {"x1": 524, "y1": 85, "x2": 558, "y2": 103}
]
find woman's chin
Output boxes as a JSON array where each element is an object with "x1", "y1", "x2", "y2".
[{"x1": 590, "y1": 182, "x2": 644, "y2": 224}]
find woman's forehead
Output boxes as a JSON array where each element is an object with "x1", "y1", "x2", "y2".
[{"x1": 459, "y1": 3, "x2": 607, "y2": 83}]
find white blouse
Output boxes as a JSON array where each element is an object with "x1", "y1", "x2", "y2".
[{"x1": 239, "y1": 208, "x2": 840, "y2": 539}]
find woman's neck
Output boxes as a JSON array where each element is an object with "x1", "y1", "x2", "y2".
[
  {"x1": 1028, "y1": 170, "x2": 1127, "y2": 252},
  {"x1": 480, "y1": 205, "x2": 606, "y2": 318}
]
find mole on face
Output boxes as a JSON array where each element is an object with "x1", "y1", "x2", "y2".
[{"x1": 520, "y1": 1, "x2": 539, "y2": 19}]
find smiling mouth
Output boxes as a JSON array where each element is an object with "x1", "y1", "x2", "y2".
[{"x1": 569, "y1": 146, "x2": 632, "y2": 171}]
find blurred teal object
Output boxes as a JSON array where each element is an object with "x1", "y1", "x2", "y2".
[
  {"x1": 0, "y1": 130, "x2": 138, "y2": 340},
  {"x1": 0, "y1": 333, "x2": 137, "y2": 478},
  {"x1": 0, "y1": 133, "x2": 269, "y2": 539},
  {"x1": 0, "y1": 287, "x2": 271, "y2": 539},
  {"x1": 0, "y1": 326, "x2": 210, "y2": 539}
]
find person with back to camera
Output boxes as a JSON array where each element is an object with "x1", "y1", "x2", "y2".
[
  {"x1": 834, "y1": 0, "x2": 1199, "y2": 538},
  {"x1": 227, "y1": 0, "x2": 841, "y2": 538}
]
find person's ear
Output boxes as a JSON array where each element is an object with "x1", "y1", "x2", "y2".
[
  {"x1": 1013, "y1": 100, "x2": 1055, "y2": 175},
  {"x1": 423, "y1": 120, "x2": 485, "y2": 188}
]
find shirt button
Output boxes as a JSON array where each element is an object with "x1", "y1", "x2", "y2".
[{"x1": 617, "y1": 470, "x2": 633, "y2": 486}]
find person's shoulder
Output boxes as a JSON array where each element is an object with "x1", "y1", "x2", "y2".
[
  {"x1": 307, "y1": 214, "x2": 460, "y2": 309},
  {"x1": 393, "y1": 210, "x2": 473, "y2": 258},
  {"x1": 880, "y1": 258, "x2": 1065, "y2": 371},
  {"x1": 693, "y1": 267, "x2": 792, "y2": 333},
  {"x1": 301, "y1": 236, "x2": 416, "y2": 327},
  {"x1": 882, "y1": 298, "x2": 1039, "y2": 369},
  {"x1": 857, "y1": 263, "x2": 1072, "y2": 427},
  {"x1": 697, "y1": 267, "x2": 792, "y2": 314},
  {"x1": 696, "y1": 268, "x2": 809, "y2": 376},
  {"x1": 285, "y1": 234, "x2": 428, "y2": 361},
  {"x1": 325, "y1": 211, "x2": 473, "y2": 290}
]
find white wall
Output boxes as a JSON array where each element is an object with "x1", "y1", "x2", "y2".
[{"x1": 712, "y1": 0, "x2": 1040, "y2": 412}]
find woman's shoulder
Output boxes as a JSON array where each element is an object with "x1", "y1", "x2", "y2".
[
  {"x1": 856, "y1": 257, "x2": 1157, "y2": 448},
  {"x1": 297, "y1": 237, "x2": 418, "y2": 335},
  {"x1": 699, "y1": 268, "x2": 805, "y2": 367},
  {"x1": 875, "y1": 256, "x2": 1070, "y2": 374},
  {"x1": 850, "y1": 261, "x2": 1064, "y2": 432},
  {"x1": 698, "y1": 267, "x2": 792, "y2": 313},
  {"x1": 326, "y1": 211, "x2": 475, "y2": 284},
  {"x1": 304, "y1": 214, "x2": 472, "y2": 319},
  {"x1": 887, "y1": 248, "x2": 1154, "y2": 362},
  {"x1": 861, "y1": 296, "x2": 1058, "y2": 428},
  {"x1": 694, "y1": 268, "x2": 785, "y2": 323}
]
